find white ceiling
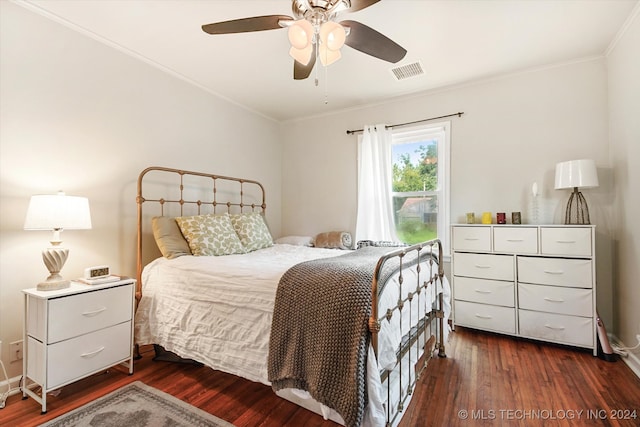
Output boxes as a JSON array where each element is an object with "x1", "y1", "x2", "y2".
[{"x1": 17, "y1": 0, "x2": 638, "y2": 122}]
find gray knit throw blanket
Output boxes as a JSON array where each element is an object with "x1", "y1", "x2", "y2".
[{"x1": 268, "y1": 246, "x2": 419, "y2": 427}]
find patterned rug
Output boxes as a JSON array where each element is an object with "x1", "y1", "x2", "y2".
[{"x1": 40, "y1": 381, "x2": 235, "y2": 427}]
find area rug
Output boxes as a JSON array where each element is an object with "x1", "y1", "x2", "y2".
[{"x1": 40, "y1": 381, "x2": 235, "y2": 427}]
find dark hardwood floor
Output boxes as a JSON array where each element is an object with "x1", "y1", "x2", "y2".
[{"x1": 2, "y1": 327, "x2": 639, "y2": 426}]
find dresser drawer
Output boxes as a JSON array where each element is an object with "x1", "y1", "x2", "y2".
[
  {"x1": 518, "y1": 283, "x2": 593, "y2": 317},
  {"x1": 517, "y1": 257, "x2": 592, "y2": 288},
  {"x1": 452, "y1": 226, "x2": 491, "y2": 252},
  {"x1": 493, "y1": 227, "x2": 538, "y2": 254},
  {"x1": 454, "y1": 301, "x2": 516, "y2": 334},
  {"x1": 454, "y1": 277, "x2": 514, "y2": 307},
  {"x1": 540, "y1": 227, "x2": 592, "y2": 256},
  {"x1": 454, "y1": 253, "x2": 513, "y2": 281},
  {"x1": 47, "y1": 284, "x2": 133, "y2": 343},
  {"x1": 519, "y1": 310, "x2": 593, "y2": 348},
  {"x1": 46, "y1": 321, "x2": 132, "y2": 389}
]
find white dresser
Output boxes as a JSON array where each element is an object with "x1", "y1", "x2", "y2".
[
  {"x1": 22, "y1": 278, "x2": 136, "y2": 413},
  {"x1": 451, "y1": 225, "x2": 596, "y2": 355}
]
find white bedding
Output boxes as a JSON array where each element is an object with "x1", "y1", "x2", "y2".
[{"x1": 135, "y1": 243, "x2": 450, "y2": 426}]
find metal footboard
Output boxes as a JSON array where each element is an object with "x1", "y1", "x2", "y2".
[{"x1": 369, "y1": 239, "x2": 446, "y2": 426}]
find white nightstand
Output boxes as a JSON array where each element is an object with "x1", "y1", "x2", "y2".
[{"x1": 21, "y1": 277, "x2": 136, "y2": 413}]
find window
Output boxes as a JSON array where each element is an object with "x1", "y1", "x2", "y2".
[{"x1": 391, "y1": 122, "x2": 450, "y2": 255}]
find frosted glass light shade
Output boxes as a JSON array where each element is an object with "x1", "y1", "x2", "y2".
[
  {"x1": 319, "y1": 21, "x2": 346, "y2": 51},
  {"x1": 289, "y1": 44, "x2": 313, "y2": 65},
  {"x1": 319, "y1": 45, "x2": 342, "y2": 66},
  {"x1": 288, "y1": 19, "x2": 313, "y2": 49},
  {"x1": 554, "y1": 159, "x2": 599, "y2": 190}
]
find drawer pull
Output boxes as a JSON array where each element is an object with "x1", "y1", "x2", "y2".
[
  {"x1": 544, "y1": 324, "x2": 566, "y2": 331},
  {"x1": 474, "y1": 289, "x2": 492, "y2": 294},
  {"x1": 474, "y1": 264, "x2": 492, "y2": 269},
  {"x1": 543, "y1": 270, "x2": 564, "y2": 275},
  {"x1": 80, "y1": 346, "x2": 105, "y2": 358},
  {"x1": 82, "y1": 307, "x2": 107, "y2": 317},
  {"x1": 556, "y1": 240, "x2": 576, "y2": 244},
  {"x1": 506, "y1": 239, "x2": 524, "y2": 242},
  {"x1": 475, "y1": 314, "x2": 493, "y2": 319},
  {"x1": 543, "y1": 297, "x2": 565, "y2": 303},
  {"x1": 464, "y1": 237, "x2": 480, "y2": 241}
]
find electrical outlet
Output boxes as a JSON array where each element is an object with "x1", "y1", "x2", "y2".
[{"x1": 10, "y1": 340, "x2": 23, "y2": 362}]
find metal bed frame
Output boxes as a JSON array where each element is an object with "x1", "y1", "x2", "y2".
[{"x1": 136, "y1": 166, "x2": 446, "y2": 427}]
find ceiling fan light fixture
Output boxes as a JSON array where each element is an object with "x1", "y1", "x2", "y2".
[
  {"x1": 319, "y1": 21, "x2": 346, "y2": 51},
  {"x1": 288, "y1": 19, "x2": 314, "y2": 49},
  {"x1": 319, "y1": 44, "x2": 342, "y2": 66},
  {"x1": 290, "y1": 44, "x2": 314, "y2": 65}
]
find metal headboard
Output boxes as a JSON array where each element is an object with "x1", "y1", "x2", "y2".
[{"x1": 135, "y1": 166, "x2": 266, "y2": 299}]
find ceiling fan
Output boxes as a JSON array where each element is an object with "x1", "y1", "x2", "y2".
[{"x1": 202, "y1": 0, "x2": 407, "y2": 80}]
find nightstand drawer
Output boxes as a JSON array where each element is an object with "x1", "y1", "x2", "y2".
[
  {"x1": 454, "y1": 300, "x2": 515, "y2": 334},
  {"x1": 46, "y1": 321, "x2": 132, "y2": 389},
  {"x1": 540, "y1": 227, "x2": 592, "y2": 256},
  {"x1": 518, "y1": 283, "x2": 593, "y2": 317},
  {"x1": 452, "y1": 226, "x2": 491, "y2": 252},
  {"x1": 519, "y1": 310, "x2": 593, "y2": 348},
  {"x1": 454, "y1": 253, "x2": 513, "y2": 281},
  {"x1": 517, "y1": 257, "x2": 592, "y2": 288},
  {"x1": 47, "y1": 284, "x2": 133, "y2": 343},
  {"x1": 493, "y1": 227, "x2": 538, "y2": 254},
  {"x1": 454, "y1": 277, "x2": 514, "y2": 307}
]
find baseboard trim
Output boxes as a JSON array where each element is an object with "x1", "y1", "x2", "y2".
[{"x1": 611, "y1": 335, "x2": 640, "y2": 379}]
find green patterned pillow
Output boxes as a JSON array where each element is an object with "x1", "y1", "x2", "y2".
[
  {"x1": 230, "y1": 212, "x2": 273, "y2": 252},
  {"x1": 175, "y1": 213, "x2": 245, "y2": 256}
]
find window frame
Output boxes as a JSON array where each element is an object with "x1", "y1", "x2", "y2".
[{"x1": 390, "y1": 121, "x2": 451, "y2": 258}]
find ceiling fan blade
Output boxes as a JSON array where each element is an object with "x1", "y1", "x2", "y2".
[
  {"x1": 294, "y1": 45, "x2": 317, "y2": 80},
  {"x1": 202, "y1": 15, "x2": 293, "y2": 34},
  {"x1": 345, "y1": 0, "x2": 381, "y2": 13},
  {"x1": 341, "y1": 20, "x2": 407, "y2": 63}
]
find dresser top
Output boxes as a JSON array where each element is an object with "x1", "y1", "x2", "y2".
[{"x1": 23, "y1": 277, "x2": 135, "y2": 299}]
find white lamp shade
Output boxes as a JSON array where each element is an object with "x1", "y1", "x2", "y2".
[
  {"x1": 24, "y1": 192, "x2": 92, "y2": 230},
  {"x1": 288, "y1": 19, "x2": 313, "y2": 49},
  {"x1": 319, "y1": 21, "x2": 346, "y2": 51},
  {"x1": 554, "y1": 159, "x2": 599, "y2": 190}
]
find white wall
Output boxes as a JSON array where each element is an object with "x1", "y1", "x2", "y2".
[
  {"x1": 281, "y1": 58, "x2": 615, "y2": 333},
  {"x1": 607, "y1": 8, "x2": 640, "y2": 362},
  {"x1": 0, "y1": 2, "x2": 282, "y2": 380}
]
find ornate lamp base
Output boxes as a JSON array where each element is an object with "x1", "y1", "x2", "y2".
[{"x1": 37, "y1": 247, "x2": 71, "y2": 291}]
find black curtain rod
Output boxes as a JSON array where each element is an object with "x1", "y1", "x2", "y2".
[{"x1": 345, "y1": 112, "x2": 465, "y2": 135}]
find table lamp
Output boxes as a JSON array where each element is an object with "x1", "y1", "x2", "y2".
[
  {"x1": 554, "y1": 159, "x2": 599, "y2": 225},
  {"x1": 24, "y1": 191, "x2": 92, "y2": 290}
]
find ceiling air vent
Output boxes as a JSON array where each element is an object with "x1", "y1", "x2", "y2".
[{"x1": 390, "y1": 61, "x2": 424, "y2": 81}]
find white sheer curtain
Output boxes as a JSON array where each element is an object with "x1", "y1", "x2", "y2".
[{"x1": 355, "y1": 124, "x2": 399, "y2": 243}]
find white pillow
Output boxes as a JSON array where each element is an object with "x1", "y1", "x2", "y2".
[{"x1": 275, "y1": 235, "x2": 315, "y2": 247}]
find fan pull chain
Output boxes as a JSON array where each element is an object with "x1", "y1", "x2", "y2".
[{"x1": 324, "y1": 65, "x2": 329, "y2": 104}]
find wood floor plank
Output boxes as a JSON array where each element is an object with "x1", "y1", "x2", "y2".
[{"x1": 1, "y1": 328, "x2": 639, "y2": 427}]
